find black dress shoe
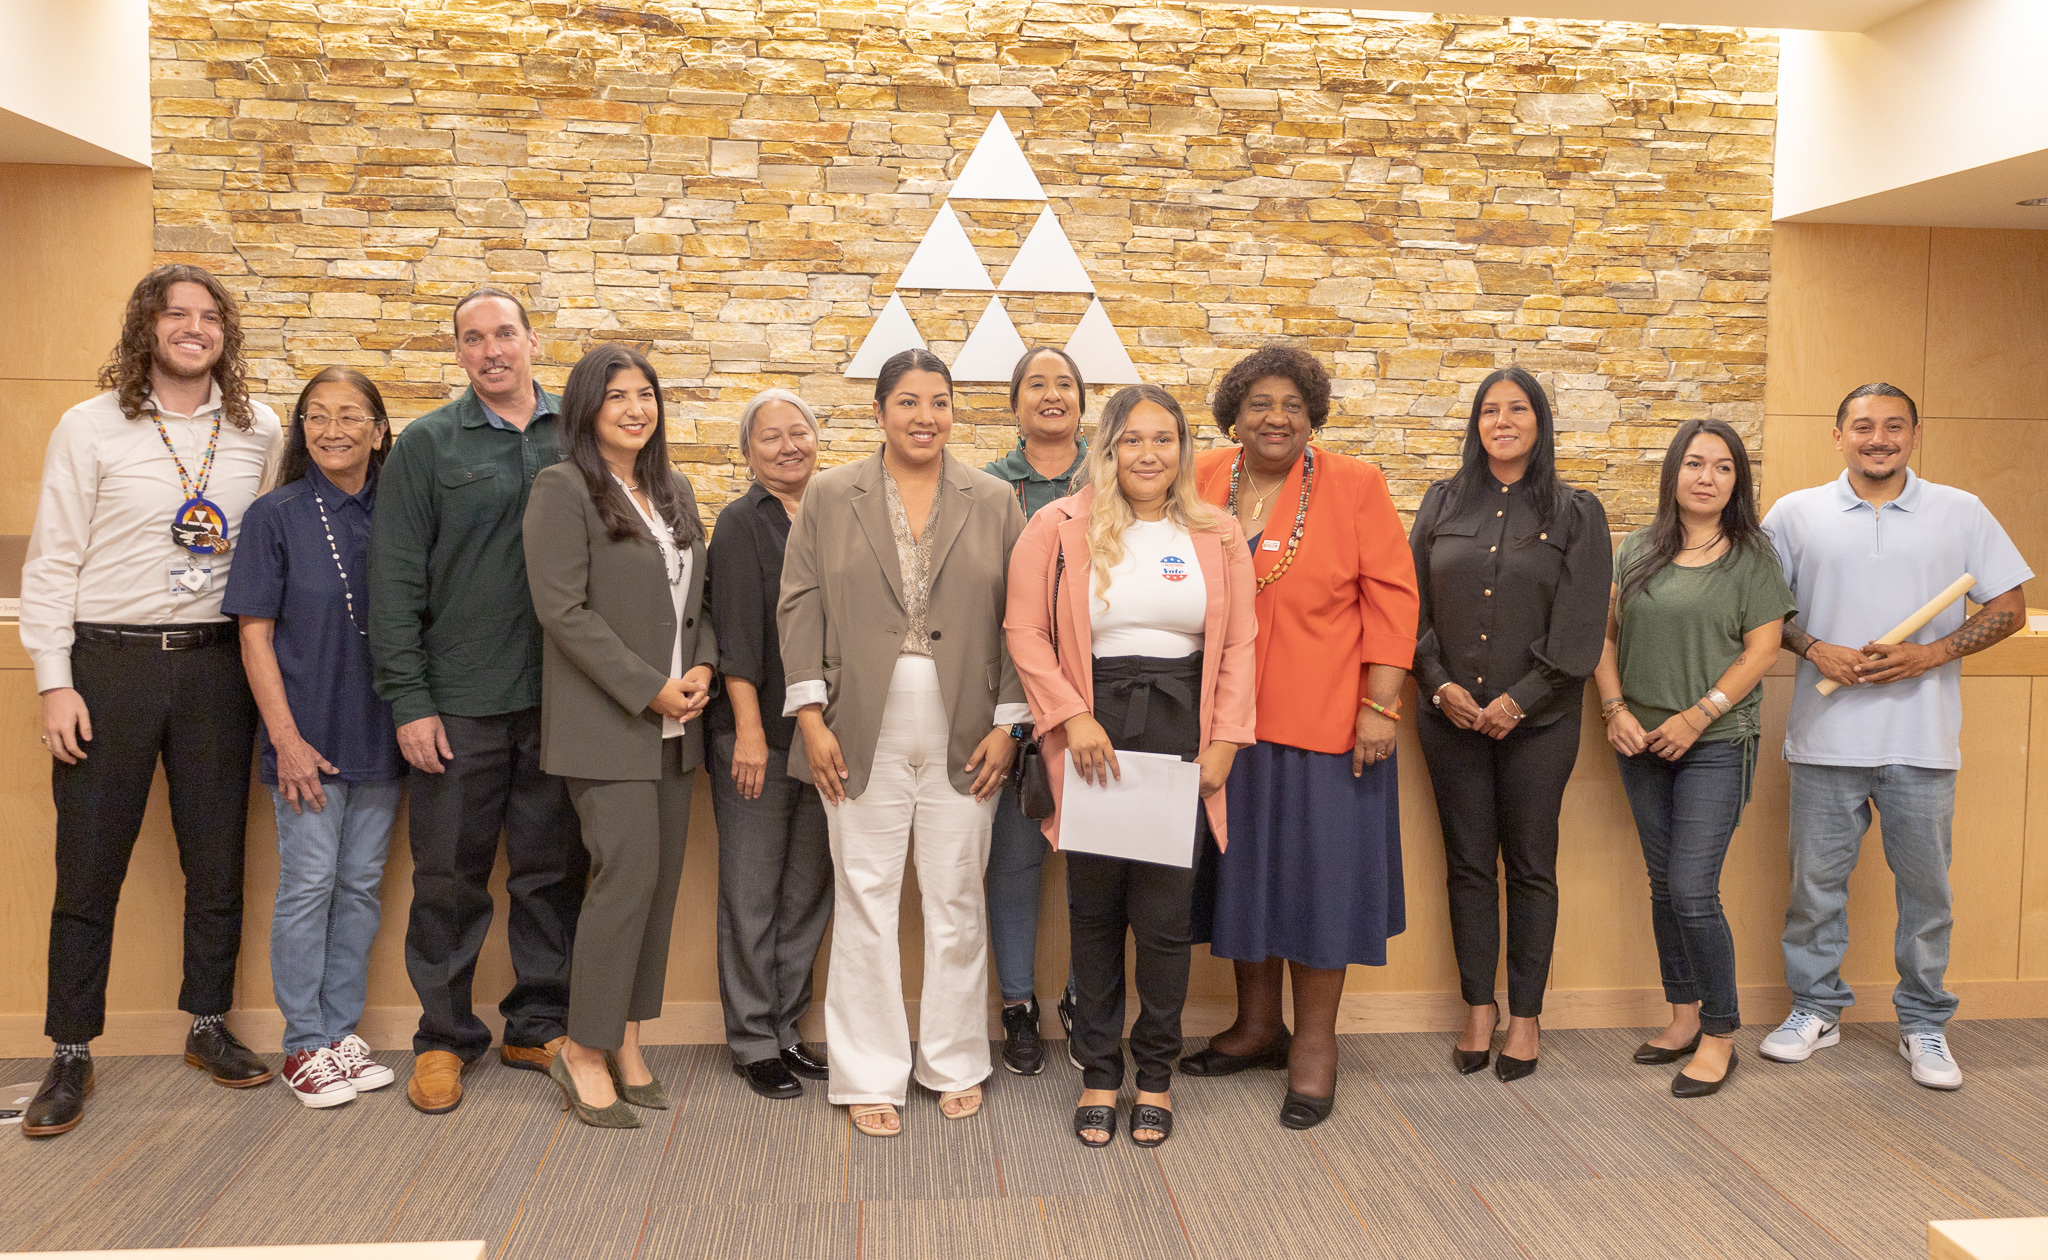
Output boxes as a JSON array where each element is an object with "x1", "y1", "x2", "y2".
[
  {"x1": 734, "y1": 1057, "x2": 803, "y2": 1099},
  {"x1": 1672, "y1": 1048, "x2": 1738, "y2": 1098},
  {"x1": 185, "y1": 1023, "x2": 273, "y2": 1088},
  {"x1": 1000, "y1": 998, "x2": 1045, "y2": 1076},
  {"x1": 1279, "y1": 1087, "x2": 1334, "y2": 1130},
  {"x1": 1634, "y1": 1031, "x2": 1703, "y2": 1065},
  {"x1": 1494, "y1": 1051, "x2": 1538, "y2": 1082},
  {"x1": 1180, "y1": 1027, "x2": 1292, "y2": 1077},
  {"x1": 23, "y1": 1056, "x2": 93, "y2": 1138},
  {"x1": 780, "y1": 1042, "x2": 829, "y2": 1081},
  {"x1": 1453, "y1": 1046, "x2": 1491, "y2": 1075}
]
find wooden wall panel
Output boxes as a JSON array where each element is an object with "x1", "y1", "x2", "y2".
[
  {"x1": 1925, "y1": 228, "x2": 2048, "y2": 420},
  {"x1": 0, "y1": 378, "x2": 102, "y2": 534},
  {"x1": 2024, "y1": 677, "x2": 2048, "y2": 979},
  {"x1": 1915, "y1": 415, "x2": 2048, "y2": 588},
  {"x1": 0, "y1": 164, "x2": 153, "y2": 382},
  {"x1": 1764, "y1": 224, "x2": 1929, "y2": 417}
]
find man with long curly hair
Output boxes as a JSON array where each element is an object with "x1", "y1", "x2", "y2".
[{"x1": 19, "y1": 264, "x2": 284, "y2": 1138}]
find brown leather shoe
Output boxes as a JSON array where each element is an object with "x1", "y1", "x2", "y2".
[
  {"x1": 500, "y1": 1036, "x2": 567, "y2": 1074},
  {"x1": 407, "y1": 1050, "x2": 466, "y2": 1115}
]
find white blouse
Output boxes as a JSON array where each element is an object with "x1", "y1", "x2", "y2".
[{"x1": 617, "y1": 475, "x2": 693, "y2": 739}]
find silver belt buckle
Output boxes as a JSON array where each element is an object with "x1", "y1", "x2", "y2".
[{"x1": 161, "y1": 629, "x2": 176, "y2": 650}]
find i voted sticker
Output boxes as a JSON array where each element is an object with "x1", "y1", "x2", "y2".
[{"x1": 1160, "y1": 555, "x2": 1189, "y2": 582}]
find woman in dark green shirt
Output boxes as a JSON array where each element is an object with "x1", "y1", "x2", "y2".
[{"x1": 1594, "y1": 418, "x2": 1793, "y2": 1099}]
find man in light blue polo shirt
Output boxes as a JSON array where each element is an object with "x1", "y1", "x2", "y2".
[{"x1": 1759, "y1": 382, "x2": 2029, "y2": 1090}]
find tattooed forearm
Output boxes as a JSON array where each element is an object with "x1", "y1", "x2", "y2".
[
  {"x1": 1939, "y1": 608, "x2": 2021, "y2": 660},
  {"x1": 1782, "y1": 621, "x2": 1818, "y2": 658}
]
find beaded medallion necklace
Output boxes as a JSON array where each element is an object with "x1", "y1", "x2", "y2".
[{"x1": 1228, "y1": 446, "x2": 1315, "y2": 592}]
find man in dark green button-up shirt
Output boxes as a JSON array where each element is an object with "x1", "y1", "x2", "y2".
[{"x1": 366, "y1": 287, "x2": 586, "y2": 1108}]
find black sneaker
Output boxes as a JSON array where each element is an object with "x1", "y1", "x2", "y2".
[{"x1": 1001, "y1": 998, "x2": 1045, "y2": 1075}]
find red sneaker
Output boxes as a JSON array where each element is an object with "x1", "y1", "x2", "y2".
[
  {"x1": 332, "y1": 1035, "x2": 396, "y2": 1092},
  {"x1": 283, "y1": 1047, "x2": 357, "y2": 1109}
]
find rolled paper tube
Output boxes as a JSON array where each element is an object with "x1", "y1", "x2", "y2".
[{"x1": 1815, "y1": 572, "x2": 1976, "y2": 695}]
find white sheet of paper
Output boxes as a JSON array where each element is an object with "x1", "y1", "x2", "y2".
[{"x1": 1059, "y1": 749, "x2": 1202, "y2": 868}]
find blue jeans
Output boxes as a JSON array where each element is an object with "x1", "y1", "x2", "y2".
[
  {"x1": 986, "y1": 780, "x2": 1047, "y2": 1003},
  {"x1": 1784, "y1": 763, "x2": 1957, "y2": 1031},
  {"x1": 1616, "y1": 741, "x2": 1747, "y2": 1036},
  {"x1": 270, "y1": 780, "x2": 400, "y2": 1053}
]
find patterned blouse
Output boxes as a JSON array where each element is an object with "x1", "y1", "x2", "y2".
[{"x1": 884, "y1": 469, "x2": 944, "y2": 658}]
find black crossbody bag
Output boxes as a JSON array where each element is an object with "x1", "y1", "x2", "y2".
[{"x1": 1014, "y1": 545, "x2": 1063, "y2": 819}]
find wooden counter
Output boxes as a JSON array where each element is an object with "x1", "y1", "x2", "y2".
[{"x1": 4, "y1": 627, "x2": 2046, "y2": 1055}]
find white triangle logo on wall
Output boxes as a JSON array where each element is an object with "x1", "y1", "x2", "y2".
[{"x1": 846, "y1": 112, "x2": 1140, "y2": 383}]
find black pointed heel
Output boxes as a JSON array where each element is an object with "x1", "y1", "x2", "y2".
[
  {"x1": 1179, "y1": 1027, "x2": 1291, "y2": 1078},
  {"x1": 1633, "y1": 1031, "x2": 1702, "y2": 1064},
  {"x1": 1073, "y1": 1104, "x2": 1117, "y2": 1148},
  {"x1": 1494, "y1": 1017, "x2": 1538, "y2": 1081},
  {"x1": 1129, "y1": 1103, "x2": 1174, "y2": 1148},
  {"x1": 1278, "y1": 1088, "x2": 1334, "y2": 1130},
  {"x1": 1454, "y1": 1003, "x2": 1502, "y2": 1075},
  {"x1": 1672, "y1": 1046, "x2": 1738, "y2": 1098}
]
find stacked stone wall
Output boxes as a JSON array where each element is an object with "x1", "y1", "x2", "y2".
[{"x1": 151, "y1": 1, "x2": 1776, "y2": 524}]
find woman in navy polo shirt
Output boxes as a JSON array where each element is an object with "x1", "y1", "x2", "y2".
[{"x1": 224, "y1": 366, "x2": 403, "y2": 1110}]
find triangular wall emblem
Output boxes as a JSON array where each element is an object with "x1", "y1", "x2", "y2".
[
  {"x1": 949, "y1": 112, "x2": 1048, "y2": 202},
  {"x1": 999, "y1": 207, "x2": 1094, "y2": 294},
  {"x1": 1063, "y1": 299, "x2": 1141, "y2": 384},
  {"x1": 951, "y1": 297, "x2": 1030, "y2": 383},
  {"x1": 895, "y1": 204, "x2": 992, "y2": 291},
  {"x1": 846, "y1": 295, "x2": 928, "y2": 379}
]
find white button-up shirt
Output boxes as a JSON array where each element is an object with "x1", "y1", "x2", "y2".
[
  {"x1": 21, "y1": 383, "x2": 283, "y2": 692},
  {"x1": 1763, "y1": 469, "x2": 2031, "y2": 770}
]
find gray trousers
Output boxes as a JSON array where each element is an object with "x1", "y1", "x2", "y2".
[
  {"x1": 709, "y1": 731, "x2": 834, "y2": 1062},
  {"x1": 564, "y1": 736, "x2": 693, "y2": 1051}
]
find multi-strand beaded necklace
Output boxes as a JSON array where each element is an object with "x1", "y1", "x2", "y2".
[{"x1": 1227, "y1": 447, "x2": 1315, "y2": 592}]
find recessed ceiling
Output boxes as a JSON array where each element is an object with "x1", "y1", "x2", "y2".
[
  {"x1": 1778, "y1": 149, "x2": 2048, "y2": 230},
  {"x1": 1319, "y1": 2, "x2": 1925, "y2": 31},
  {"x1": 0, "y1": 107, "x2": 142, "y2": 166}
]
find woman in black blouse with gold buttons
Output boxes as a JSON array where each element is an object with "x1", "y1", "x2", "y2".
[{"x1": 1409, "y1": 366, "x2": 1610, "y2": 1082}]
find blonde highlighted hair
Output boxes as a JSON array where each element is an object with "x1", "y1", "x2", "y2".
[{"x1": 1084, "y1": 384, "x2": 1221, "y2": 604}]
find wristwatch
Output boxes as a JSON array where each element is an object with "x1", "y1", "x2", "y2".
[{"x1": 1008, "y1": 723, "x2": 1027, "y2": 741}]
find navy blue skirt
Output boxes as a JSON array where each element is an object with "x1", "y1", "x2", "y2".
[{"x1": 1191, "y1": 740, "x2": 1405, "y2": 970}]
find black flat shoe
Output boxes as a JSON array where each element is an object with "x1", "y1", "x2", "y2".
[
  {"x1": 1180, "y1": 1027, "x2": 1292, "y2": 1077},
  {"x1": 1000, "y1": 998, "x2": 1045, "y2": 1076},
  {"x1": 23, "y1": 1056, "x2": 93, "y2": 1139},
  {"x1": 1279, "y1": 1087, "x2": 1334, "y2": 1130},
  {"x1": 1073, "y1": 1104, "x2": 1116, "y2": 1148},
  {"x1": 185, "y1": 1023, "x2": 272, "y2": 1088},
  {"x1": 1672, "y1": 1048, "x2": 1738, "y2": 1098},
  {"x1": 1130, "y1": 1103, "x2": 1174, "y2": 1148},
  {"x1": 1634, "y1": 1031, "x2": 1703, "y2": 1065},
  {"x1": 781, "y1": 1042, "x2": 830, "y2": 1081},
  {"x1": 734, "y1": 1056, "x2": 803, "y2": 1100}
]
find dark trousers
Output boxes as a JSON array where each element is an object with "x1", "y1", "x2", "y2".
[
  {"x1": 1615, "y1": 740, "x2": 1748, "y2": 1035},
  {"x1": 47, "y1": 632, "x2": 257, "y2": 1043},
  {"x1": 565, "y1": 736, "x2": 693, "y2": 1051},
  {"x1": 1067, "y1": 653, "x2": 1203, "y2": 1094},
  {"x1": 1416, "y1": 705, "x2": 1581, "y2": 1017},
  {"x1": 404, "y1": 708, "x2": 586, "y2": 1059},
  {"x1": 709, "y1": 732, "x2": 833, "y2": 1062}
]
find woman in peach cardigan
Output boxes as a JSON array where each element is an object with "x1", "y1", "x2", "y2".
[{"x1": 1006, "y1": 384, "x2": 1257, "y2": 1149}]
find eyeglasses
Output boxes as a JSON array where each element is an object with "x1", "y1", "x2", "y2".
[{"x1": 302, "y1": 412, "x2": 380, "y2": 433}]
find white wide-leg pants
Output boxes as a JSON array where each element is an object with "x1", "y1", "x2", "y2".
[{"x1": 824, "y1": 655, "x2": 997, "y2": 1106}]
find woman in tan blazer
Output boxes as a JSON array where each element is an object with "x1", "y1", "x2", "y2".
[
  {"x1": 523, "y1": 343, "x2": 715, "y2": 1128},
  {"x1": 778, "y1": 348, "x2": 1028, "y2": 1137}
]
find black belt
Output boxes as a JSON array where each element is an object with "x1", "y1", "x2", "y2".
[
  {"x1": 1095, "y1": 652, "x2": 1202, "y2": 743},
  {"x1": 75, "y1": 622, "x2": 237, "y2": 651}
]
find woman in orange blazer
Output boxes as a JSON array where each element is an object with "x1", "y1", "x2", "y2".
[
  {"x1": 1180, "y1": 344, "x2": 1419, "y2": 1131},
  {"x1": 1006, "y1": 384, "x2": 1257, "y2": 1149}
]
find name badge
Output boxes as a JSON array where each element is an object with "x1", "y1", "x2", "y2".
[
  {"x1": 168, "y1": 562, "x2": 213, "y2": 594},
  {"x1": 1261, "y1": 538, "x2": 1282, "y2": 551}
]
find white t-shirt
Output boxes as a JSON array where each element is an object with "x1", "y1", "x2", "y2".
[
  {"x1": 1089, "y1": 516, "x2": 1207, "y2": 659},
  {"x1": 619, "y1": 476, "x2": 694, "y2": 739}
]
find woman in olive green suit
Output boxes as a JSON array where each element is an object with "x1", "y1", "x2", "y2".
[{"x1": 524, "y1": 343, "x2": 716, "y2": 1128}]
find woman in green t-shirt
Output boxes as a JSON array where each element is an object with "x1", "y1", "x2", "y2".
[{"x1": 1594, "y1": 418, "x2": 1794, "y2": 1099}]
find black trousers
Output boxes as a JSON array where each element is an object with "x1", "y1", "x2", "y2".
[
  {"x1": 1068, "y1": 653, "x2": 1203, "y2": 1094},
  {"x1": 404, "y1": 708, "x2": 586, "y2": 1059},
  {"x1": 47, "y1": 631, "x2": 257, "y2": 1044},
  {"x1": 1416, "y1": 703, "x2": 1581, "y2": 1017}
]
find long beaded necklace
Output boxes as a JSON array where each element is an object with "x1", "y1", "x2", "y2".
[
  {"x1": 1227, "y1": 446, "x2": 1315, "y2": 593},
  {"x1": 311, "y1": 484, "x2": 365, "y2": 637}
]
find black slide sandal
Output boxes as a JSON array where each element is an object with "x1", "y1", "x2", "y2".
[
  {"x1": 1073, "y1": 1104, "x2": 1117, "y2": 1147},
  {"x1": 1129, "y1": 1103, "x2": 1174, "y2": 1148}
]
